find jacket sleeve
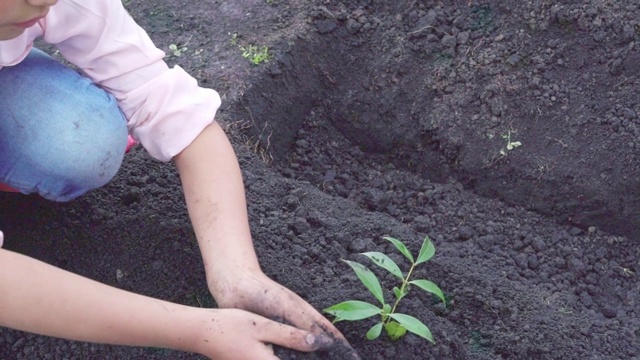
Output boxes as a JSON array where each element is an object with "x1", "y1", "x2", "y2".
[{"x1": 43, "y1": 0, "x2": 220, "y2": 161}]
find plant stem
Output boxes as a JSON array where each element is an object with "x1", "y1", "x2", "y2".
[{"x1": 384, "y1": 261, "x2": 417, "y2": 325}]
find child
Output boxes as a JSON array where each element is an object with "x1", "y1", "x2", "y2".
[{"x1": 0, "y1": 0, "x2": 357, "y2": 358}]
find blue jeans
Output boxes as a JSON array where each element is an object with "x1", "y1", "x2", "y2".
[{"x1": 0, "y1": 49, "x2": 128, "y2": 202}]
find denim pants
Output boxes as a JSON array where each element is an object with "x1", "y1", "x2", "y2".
[{"x1": 0, "y1": 49, "x2": 128, "y2": 202}]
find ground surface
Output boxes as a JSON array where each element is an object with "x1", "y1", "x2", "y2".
[{"x1": 1, "y1": 0, "x2": 639, "y2": 359}]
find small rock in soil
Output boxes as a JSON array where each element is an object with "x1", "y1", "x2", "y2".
[
  {"x1": 316, "y1": 19, "x2": 337, "y2": 34},
  {"x1": 568, "y1": 227, "x2": 584, "y2": 236},
  {"x1": 441, "y1": 34, "x2": 457, "y2": 47},
  {"x1": 349, "y1": 238, "x2": 374, "y2": 252},
  {"x1": 477, "y1": 235, "x2": 496, "y2": 250},
  {"x1": 531, "y1": 236, "x2": 547, "y2": 252},
  {"x1": 292, "y1": 217, "x2": 311, "y2": 234},
  {"x1": 363, "y1": 188, "x2": 390, "y2": 211},
  {"x1": 457, "y1": 225, "x2": 474, "y2": 240},
  {"x1": 602, "y1": 306, "x2": 617, "y2": 319}
]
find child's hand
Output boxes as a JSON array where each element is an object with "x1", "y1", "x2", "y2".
[
  {"x1": 194, "y1": 308, "x2": 333, "y2": 360},
  {"x1": 209, "y1": 269, "x2": 360, "y2": 359},
  {"x1": 174, "y1": 123, "x2": 359, "y2": 358}
]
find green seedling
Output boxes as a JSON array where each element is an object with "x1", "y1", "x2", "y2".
[
  {"x1": 240, "y1": 45, "x2": 271, "y2": 65},
  {"x1": 229, "y1": 33, "x2": 239, "y2": 46},
  {"x1": 499, "y1": 130, "x2": 522, "y2": 156},
  {"x1": 168, "y1": 43, "x2": 187, "y2": 57},
  {"x1": 324, "y1": 236, "x2": 445, "y2": 343}
]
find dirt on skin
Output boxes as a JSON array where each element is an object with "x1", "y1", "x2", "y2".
[{"x1": 1, "y1": 1, "x2": 639, "y2": 359}]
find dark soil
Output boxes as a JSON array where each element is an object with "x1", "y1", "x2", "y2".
[{"x1": 2, "y1": 1, "x2": 640, "y2": 359}]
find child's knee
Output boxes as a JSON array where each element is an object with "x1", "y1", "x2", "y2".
[
  {"x1": 0, "y1": 49, "x2": 129, "y2": 201},
  {"x1": 1, "y1": 100, "x2": 128, "y2": 202},
  {"x1": 39, "y1": 108, "x2": 128, "y2": 201}
]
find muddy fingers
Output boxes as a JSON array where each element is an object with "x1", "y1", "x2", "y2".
[{"x1": 257, "y1": 320, "x2": 332, "y2": 353}]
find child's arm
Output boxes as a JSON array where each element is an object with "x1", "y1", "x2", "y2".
[
  {"x1": 0, "y1": 247, "x2": 323, "y2": 359},
  {"x1": 174, "y1": 122, "x2": 359, "y2": 357},
  {"x1": 43, "y1": 0, "x2": 220, "y2": 162}
]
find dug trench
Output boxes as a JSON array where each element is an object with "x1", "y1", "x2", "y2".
[
  {"x1": 236, "y1": 3, "x2": 640, "y2": 241},
  {"x1": 1, "y1": 1, "x2": 639, "y2": 359},
  {"x1": 232, "y1": 1, "x2": 640, "y2": 358}
]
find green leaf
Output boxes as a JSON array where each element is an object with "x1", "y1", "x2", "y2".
[
  {"x1": 508, "y1": 141, "x2": 522, "y2": 149},
  {"x1": 361, "y1": 252, "x2": 404, "y2": 280},
  {"x1": 392, "y1": 286, "x2": 409, "y2": 302},
  {"x1": 383, "y1": 236, "x2": 415, "y2": 263},
  {"x1": 384, "y1": 320, "x2": 407, "y2": 341},
  {"x1": 393, "y1": 286, "x2": 402, "y2": 300},
  {"x1": 366, "y1": 322, "x2": 383, "y2": 340},
  {"x1": 409, "y1": 279, "x2": 446, "y2": 305},
  {"x1": 388, "y1": 313, "x2": 434, "y2": 343},
  {"x1": 382, "y1": 303, "x2": 392, "y2": 315},
  {"x1": 323, "y1": 300, "x2": 381, "y2": 321},
  {"x1": 343, "y1": 260, "x2": 385, "y2": 305},
  {"x1": 415, "y1": 236, "x2": 435, "y2": 265}
]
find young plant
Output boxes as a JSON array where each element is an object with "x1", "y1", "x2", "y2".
[
  {"x1": 324, "y1": 236, "x2": 445, "y2": 343},
  {"x1": 229, "y1": 32, "x2": 239, "y2": 46},
  {"x1": 499, "y1": 130, "x2": 522, "y2": 156},
  {"x1": 168, "y1": 43, "x2": 187, "y2": 57},
  {"x1": 239, "y1": 45, "x2": 271, "y2": 65}
]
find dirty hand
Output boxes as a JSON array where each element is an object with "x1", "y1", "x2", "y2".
[
  {"x1": 194, "y1": 307, "x2": 332, "y2": 360},
  {"x1": 209, "y1": 269, "x2": 360, "y2": 359}
]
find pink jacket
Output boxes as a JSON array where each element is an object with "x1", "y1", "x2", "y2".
[{"x1": 0, "y1": 0, "x2": 221, "y2": 162}]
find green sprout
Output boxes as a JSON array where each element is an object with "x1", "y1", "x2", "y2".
[
  {"x1": 239, "y1": 45, "x2": 271, "y2": 65},
  {"x1": 499, "y1": 130, "x2": 522, "y2": 156},
  {"x1": 229, "y1": 33, "x2": 239, "y2": 46},
  {"x1": 324, "y1": 236, "x2": 445, "y2": 343},
  {"x1": 168, "y1": 43, "x2": 187, "y2": 57}
]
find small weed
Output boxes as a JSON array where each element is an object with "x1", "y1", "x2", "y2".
[
  {"x1": 230, "y1": 33, "x2": 272, "y2": 65},
  {"x1": 240, "y1": 45, "x2": 272, "y2": 65},
  {"x1": 499, "y1": 130, "x2": 522, "y2": 156},
  {"x1": 229, "y1": 33, "x2": 239, "y2": 46},
  {"x1": 168, "y1": 43, "x2": 187, "y2": 57},
  {"x1": 324, "y1": 236, "x2": 445, "y2": 343}
]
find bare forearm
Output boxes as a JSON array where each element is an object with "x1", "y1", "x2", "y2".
[
  {"x1": 0, "y1": 249, "x2": 201, "y2": 353},
  {"x1": 171, "y1": 123, "x2": 350, "y2": 357},
  {"x1": 174, "y1": 122, "x2": 260, "y2": 286}
]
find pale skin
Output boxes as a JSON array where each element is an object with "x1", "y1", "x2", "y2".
[{"x1": 0, "y1": 0, "x2": 358, "y2": 358}]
